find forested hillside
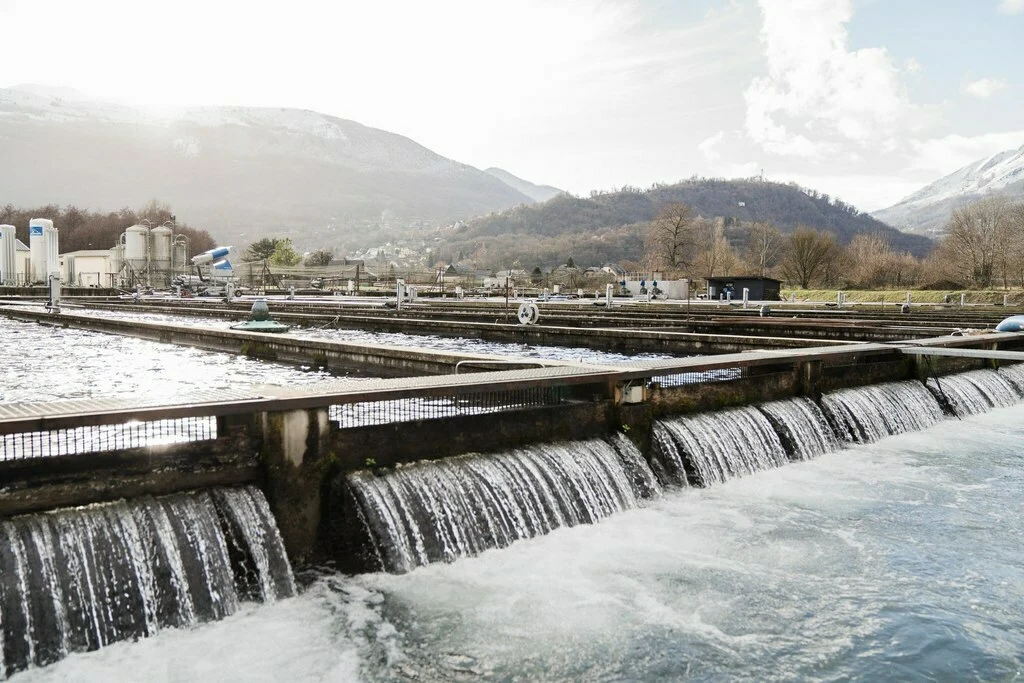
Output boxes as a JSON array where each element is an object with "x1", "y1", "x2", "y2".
[{"x1": 442, "y1": 178, "x2": 932, "y2": 267}]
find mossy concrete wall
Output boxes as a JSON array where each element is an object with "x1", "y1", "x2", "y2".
[{"x1": 0, "y1": 436, "x2": 260, "y2": 517}]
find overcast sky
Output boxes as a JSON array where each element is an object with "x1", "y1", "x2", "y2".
[{"x1": 1, "y1": 0, "x2": 1022, "y2": 211}]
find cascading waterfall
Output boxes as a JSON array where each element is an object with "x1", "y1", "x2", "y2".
[
  {"x1": 820, "y1": 380, "x2": 945, "y2": 443},
  {"x1": 348, "y1": 437, "x2": 660, "y2": 573},
  {"x1": 349, "y1": 367, "x2": 1024, "y2": 575},
  {"x1": 0, "y1": 486, "x2": 294, "y2": 678},
  {"x1": 996, "y1": 363, "x2": 1024, "y2": 394},
  {"x1": 757, "y1": 396, "x2": 839, "y2": 461},
  {"x1": 652, "y1": 407, "x2": 789, "y2": 487},
  {"x1": 926, "y1": 368, "x2": 1023, "y2": 417}
]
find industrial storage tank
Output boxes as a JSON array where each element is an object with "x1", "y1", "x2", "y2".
[
  {"x1": 0, "y1": 224, "x2": 16, "y2": 285},
  {"x1": 149, "y1": 225, "x2": 173, "y2": 286},
  {"x1": 151, "y1": 225, "x2": 172, "y2": 269},
  {"x1": 29, "y1": 218, "x2": 58, "y2": 282},
  {"x1": 109, "y1": 244, "x2": 124, "y2": 286},
  {"x1": 124, "y1": 224, "x2": 150, "y2": 275},
  {"x1": 172, "y1": 239, "x2": 188, "y2": 273}
]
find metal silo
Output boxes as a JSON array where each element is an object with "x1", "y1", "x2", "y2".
[
  {"x1": 150, "y1": 225, "x2": 173, "y2": 286},
  {"x1": 109, "y1": 243, "x2": 124, "y2": 288},
  {"x1": 29, "y1": 218, "x2": 58, "y2": 282},
  {"x1": 124, "y1": 224, "x2": 150, "y2": 279},
  {"x1": 0, "y1": 224, "x2": 16, "y2": 285},
  {"x1": 172, "y1": 239, "x2": 188, "y2": 273}
]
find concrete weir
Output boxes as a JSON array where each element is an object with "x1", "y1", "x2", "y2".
[{"x1": 2, "y1": 328, "x2": 1022, "y2": 568}]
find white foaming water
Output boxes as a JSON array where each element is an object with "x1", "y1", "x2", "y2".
[
  {"x1": 70, "y1": 306, "x2": 678, "y2": 365},
  {"x1": 1, "y1": 487, "x2": 294, "y2": 678},
  {"x1": 821, "y1": 380, "x2": 945, "y2": 443},
  {"x1": 654, "y1": 406, "x2": 790, "y2": 486},
  {"x1": 926, "y1": 367, "x2": 1022, "y2": 416},
  {"x1": 349, "y1": 437, "x2": 658, "y2": 573},
  {"x1": 17, "y1": 405, "x2": 1024, "y2": 682},
  {"x1": 0, "y1": 317, "x2": 334, "y2": 403},
  {"x1": 758, "y1": 396, "x2": 838, "y2": 460}
]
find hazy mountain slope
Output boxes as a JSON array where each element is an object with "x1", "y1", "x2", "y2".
[
  {"x1": 484, "y1": 167, "x2": 563, "y2": 203},
  {"x1": 462, "y1": 178, "x2": 933, "y2": 258},
  {"x1": 873, "y1": 144, "x2": 1024, "y2": 236},
  {"x1": 0, "y1": 87, "x2": 533, "y2": 248}
]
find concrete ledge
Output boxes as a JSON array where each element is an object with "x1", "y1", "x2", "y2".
[{"x1": 0, "y1": 438, "x2": 260, "y2": 517}]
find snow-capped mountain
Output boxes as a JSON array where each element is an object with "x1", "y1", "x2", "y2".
[
  {"x1": 873, "y1": 144, "x2": 1024, "y2": 236},
  {"x1": 0, "y1": 86, "x2": 534, "y2": 248}
]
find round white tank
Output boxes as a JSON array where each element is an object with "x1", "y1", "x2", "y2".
[
  {"x1": 29, "y1": 218, "x2": 55, "y2": 282},
  {"x1": 109, "y1": 244, "x2": 124, "y2": 285},
  {"x1": 124, "y1": 224, "x2": 149, "y2": 271},
  {"x1": 0, "y1": 224, "x2": 16, "y2": 285},
  {"x1": 151, "y1": 226, "x2": 172, "y2": 269},
  {"x1": 172, "y1": 242, "x2": 187, "y2": 271}
]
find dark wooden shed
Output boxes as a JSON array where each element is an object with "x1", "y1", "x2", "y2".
[{"x1": 704, "y1": 276, "x2": 782, "y2": 301}]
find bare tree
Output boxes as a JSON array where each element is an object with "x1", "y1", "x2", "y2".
[
  {"x1": 1008, "y1": 202, "x2": 1024, "y2": 287},
  {"x1": 744, "y1": 221, "x2": 783, "y2": 277},
  {"x1": 780, "y1": 227, "x2": 840, "y2": 289},
  {"x1": 693, "y1": 218, "x2": 739, "y2": 278},
  {"x1": 138, "y1": 199, "x2": 174, "y2": 225},
  {"x1": 844, "y1": 234, "x2": 893, "y2": 287},
  {"x1": 644, "y1": 202, "x2": 696, "y2": 271},
  {"x1": 943, "y1": 196, "x2": 1012, "y2": 288}
]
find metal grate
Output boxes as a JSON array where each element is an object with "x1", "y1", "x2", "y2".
[
  {"x1": 0, "y1": 416, "x2": 217, "y2": 460},
  {"x1": 650, "y1": 367, "x2": 742, "y2": 387},
  {"x1": 329, "y1": 386, "x2": 565, "y2": 428}
]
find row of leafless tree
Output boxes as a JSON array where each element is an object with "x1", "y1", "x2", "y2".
[
  {"x1": 641, "y1": 197, "x2": 1024, "y2": 289},
  {"x1": 930, "y1": 196, "x2": 1024, "y2": 288},
  {"x1": 0, "y1": 200, "x2": 216, "y2": 255}
]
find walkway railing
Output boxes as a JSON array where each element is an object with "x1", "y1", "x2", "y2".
[{"x1": 1, "y1": 334, "x2": 1020, "y2": 461}]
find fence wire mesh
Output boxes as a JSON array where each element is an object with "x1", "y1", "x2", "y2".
[
  {"x1": 0, "y1": 416, "x2": 217, "y2": 461},
  {"x1": 329, "y1": 386, "x2": 565, "y2": 428},
  {"x1": 650, "y1": 367, "x2": 742, "y2": 387}
]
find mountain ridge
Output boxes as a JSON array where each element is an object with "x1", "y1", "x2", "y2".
[
  {"x1": 0, "y1": 86, "x2": 536, "y2": 249},
  {"x1": 428, "y1": 178, "x2": 933, "y2": 269},
  {"x1": 873, "y1": 144, "x2": 1024, "y2": 236},
  {"x1": 460, "y1": 178, "x2": 933, "y2": 256},
  {"x1": 484, "y1": 167, "x2": 562, "y2": 203}
]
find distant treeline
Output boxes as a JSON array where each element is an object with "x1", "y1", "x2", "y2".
[
  {"x1": 0, "y1": 200, "x2": 217, "y2": 255},
  {"x1": 448, "y1": 177, "x2": 933, "y2": 263},
  {"x1": 430, "y1": 192, "x2": 1024, "y2": 292}
]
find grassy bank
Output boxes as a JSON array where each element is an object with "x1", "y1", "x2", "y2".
[{"x1": 781, "y1": 289, "x2": 1024, "y2": 306}]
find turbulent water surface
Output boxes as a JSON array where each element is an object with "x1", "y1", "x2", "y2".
[
  {"x1": 61, "y1": 305, "x2": 678, "y2": 364},
  {"x1": 14, "y1": 405, "x2": 1024, "y2": 682},
  {"x1": 0, "y1": 316, "x2": 336, "y2": 403},
  {"x1": 4, "y1": 312, "x2": 1024, "y2": 681}
]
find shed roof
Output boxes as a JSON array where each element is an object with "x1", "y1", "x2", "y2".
[{"x1": 704, "y1": 276, "x2": 782, "y2": 284}]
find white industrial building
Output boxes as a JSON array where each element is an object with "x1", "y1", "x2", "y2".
[
  {"x1": 60, "y1": 250, "x2": 114, "y2": 287},
  {"x1": 15, "y1": 237, "x2": 29, "y2": 283}
]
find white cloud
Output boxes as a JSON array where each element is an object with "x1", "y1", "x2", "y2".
[
  {"x1": 743, "y1": 0, "x2": 919, "y2": 159},
  {"x1": 697, "y1": 131, "x2": 725, "y2": 161},
  {"x1": 998, "y1": 0, "x2": 1024, "y2": 14},
  {"x1": 771, "y1": 171, "x2": 925, "y2": 212},
  {"x1": 963, "y1": 77, "x2": 1008, "y2": 98},
  {"x1": 904, "y1": 57, "x2": 923, "y2": 74},
  {"x1": 909, "y1": 131, "x2": 1024, "y2": 175}
]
